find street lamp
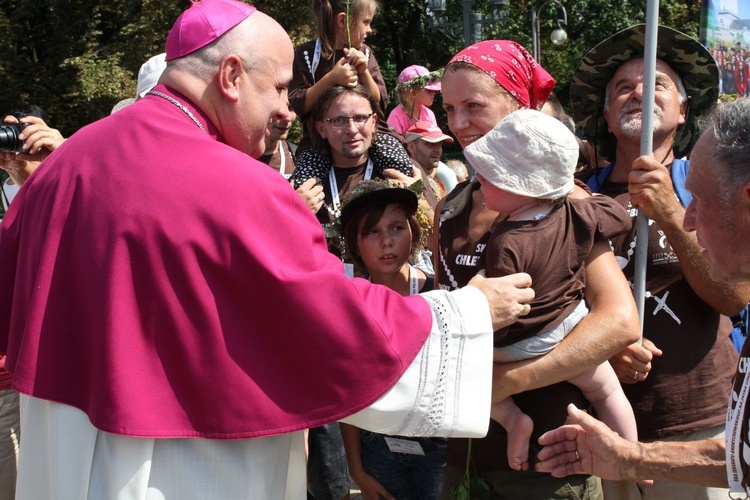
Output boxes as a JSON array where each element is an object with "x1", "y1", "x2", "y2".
[
  {"x1": 426, "y1": 0, "x2": 507, "y2": 47},
  {"x1": 531, "y1": 0, "x2": 568, "y2": 63}
]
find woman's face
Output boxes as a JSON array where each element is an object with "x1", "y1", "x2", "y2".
[
  {"x1": 441, "y1": 67, "x2": 522, "y2": 148},
  {"x1": 356, "y1": 203, "x2": 413, "y2": 277}
]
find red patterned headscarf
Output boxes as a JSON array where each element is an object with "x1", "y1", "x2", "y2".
[{"x1": 447, "y1": 40, "x2": 555, "y2": 109}]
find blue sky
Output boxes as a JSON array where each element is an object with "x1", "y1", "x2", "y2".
[{"x1": 740, "y1": 1, "x2": 750, "y2": 19}]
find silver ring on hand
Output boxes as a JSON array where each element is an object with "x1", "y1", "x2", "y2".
[
  {"x1": 632, "y1": 370, "x2": 639, "y2": 380},
  {"x1": 574, "y1": 450, "x2": 580, "y2": 461}
]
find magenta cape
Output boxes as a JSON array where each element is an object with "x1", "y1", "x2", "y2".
[{"x1": 0, "y1": 86, "x2": 432, "y2": 438}]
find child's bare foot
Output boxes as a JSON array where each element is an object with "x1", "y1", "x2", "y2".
[{"x1": 492, "y1": 407, "x2": 534, "y2": 471}]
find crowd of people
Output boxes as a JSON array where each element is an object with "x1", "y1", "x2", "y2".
[
  {"x1": 0, "y1": 1, "x2": 749, "y2": 499},
  {"x1": 709, "y1": 40, "x2": 750, "y2": 97}
]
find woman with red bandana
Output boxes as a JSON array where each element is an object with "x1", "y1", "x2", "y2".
[{"x1": 434, "y1": 40, "x2": 640, "y2": 499}]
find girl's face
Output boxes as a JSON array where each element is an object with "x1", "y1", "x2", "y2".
[
  {"x1": 357, "y1": 203, "x2": 413, "y2": 277},
  {"x1": 414, "y1": 88, "x2": 437, "y2": 107},
  {"x1": 441, "y1": 67, "x2": 523, "y2": 148},
  {"x1": 349, "y1": 7, "x2": 374, "y2": 49},
  {"x1": 476, "y1": 175, "x2": 527, "y2": 214}
]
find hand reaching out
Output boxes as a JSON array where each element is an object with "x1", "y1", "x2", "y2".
[
  {"x1": 468, "y1": 271, "x2": 535, "y2": 331},
  {"x1": 536, "y1": 404, "x2": 652, "y2": 485}
]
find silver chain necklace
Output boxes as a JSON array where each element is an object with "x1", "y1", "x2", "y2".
[{"x1": 146, "y1": 91, "x2": 206, "y2": 133}]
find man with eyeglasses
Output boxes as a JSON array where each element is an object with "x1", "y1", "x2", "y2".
[{"x1": 290, "y1": 85, "x2": 416, "y2": 228}]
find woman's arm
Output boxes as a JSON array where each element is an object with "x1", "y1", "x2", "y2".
[
  {"x1": 492, "y1": 242, "x2": 640, "y2": 403},
  {"x1": 431, "y1": 197, "x2": 446, "y2": 287}
]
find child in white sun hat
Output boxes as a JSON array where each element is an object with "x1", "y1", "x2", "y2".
[{"x1": 463, "y1": 109, "x2": 638, "y2": 471}]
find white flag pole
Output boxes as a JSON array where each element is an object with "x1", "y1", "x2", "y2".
[{"x1": 633, "y1": 0, "x2": 660, "y2": 343}]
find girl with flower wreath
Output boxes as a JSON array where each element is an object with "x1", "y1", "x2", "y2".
[
  {"x1": 333, "y1": 180, "x2": 447, "y2": 499},
  {"x1": 387, "y1": 65, "x2": 443, "y2": 138}
]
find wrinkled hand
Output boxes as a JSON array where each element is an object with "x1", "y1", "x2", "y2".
[
  {"x1": 293, "y1": 177, "x2": 325, "y2": 213},
  {"x1": 537, "y1": 404, "x2": 653, "y2": 485},
  {"x1": 328, "y1": 57, "x2": 359, "y2": 88},
  {"x1": 383, "y1": 166, "x2": 421, "y2": 188},
  {"x1": 628, "y1": 156, "x2": 682, "y2": 221},
  {"x1": 354, "y1": 472, "x2": 395, "y2": 500},
  {"x1": 609, "y1": 338, "x2": 662, "y2": 385},
  {"x1": 344, "y1": 47, "x2": 368, "y2": 76},
  {"x1": 468, "y1": 271, "x2": 534, "y2": 331}
]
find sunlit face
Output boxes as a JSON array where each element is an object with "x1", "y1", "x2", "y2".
[
  {"x1": 407, "y1": 138, "x2": 443, "y2": 172},
  {"x1": 356, "y1": 203, "x2": 414, "y2": 277},
  {"x1": 604, "y1": 58, "x2": 686, "y2": 141},
  {"x1": 683, "y1": 133, "x2": 750, "y2": 283},
  {"x1": 476, "y1": 174, "x2": 528, "y2": 213},
  {"x1": 315, "y1": 93, "x2": 376, "y2": 167},
  {"x1": 441, "y1": 67, "x2": 523, "y2": 148},
  {"x1": 233, "y1": 21, "x2": 294, "y2": 158},
  {"x1": 349, "y1": 7, "x2": 374, "y2": 49}
]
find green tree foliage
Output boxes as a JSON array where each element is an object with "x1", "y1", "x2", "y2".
[
  {"x1": 0, "y1": 0, "x2": 701, "y2": 138},
  {"x1": 0, "y1": 0, "x2": 183, "y2": 135}
]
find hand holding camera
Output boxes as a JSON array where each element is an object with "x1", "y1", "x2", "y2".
[
  {"x1": 0, "y1": 115, "x2": 64, "y2": 186},
  {"x1": 0, "y1": 115, "x2": 65, "y2": 156}
]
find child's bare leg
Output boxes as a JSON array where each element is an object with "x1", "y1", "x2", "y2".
[
  {"x1": 569, "y1": 362, "x2": 638, "y2": 441},
  {"x1": 490, "y1": 398, "x2": 534, "y2": 471}
]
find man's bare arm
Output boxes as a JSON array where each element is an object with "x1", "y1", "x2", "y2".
[
  {"x1": 537, "y1": 404, "x2": 728, "y2": 488},
  {"x1": 630, "y1": 156, "x2": 750, "y2": 315}
]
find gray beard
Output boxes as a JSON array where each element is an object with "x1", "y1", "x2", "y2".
[{"x1": 618, "y1": 111, "x2": 662, "y2": 138}]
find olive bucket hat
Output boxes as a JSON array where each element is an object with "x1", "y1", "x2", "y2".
[{"x1": 570, "y1": 24, "x2": 718, "y2": 162}]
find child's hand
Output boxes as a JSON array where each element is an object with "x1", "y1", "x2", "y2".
[
  {"x1": 354, "y1": 472, "x2": 395, "y2": 500},
  {"x1": 328, "y1": 57, "x2": 359, "y2": 87},
  {"x1": 343, "y1": 47, "x2": 368, "y2": 76}
]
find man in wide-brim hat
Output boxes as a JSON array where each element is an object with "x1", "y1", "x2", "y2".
[
  {"x1": 572, "y1": 24, "x2": 718, "y2": 169},
  {"x1": 570, "y1": 24, "x2": 750, "y2": 500}
]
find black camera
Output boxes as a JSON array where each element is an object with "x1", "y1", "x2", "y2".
[{"x1": 0, "y1": 122, "x2": 29, "y2": 153}]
